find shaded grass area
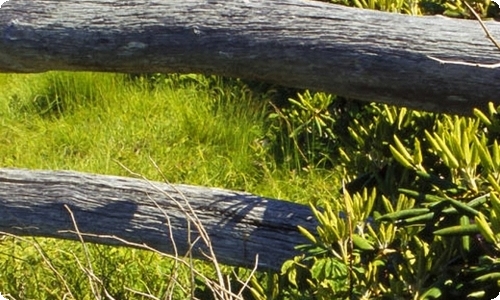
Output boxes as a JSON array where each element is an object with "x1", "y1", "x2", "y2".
[{"x1": 0, "y1": 72, "x2": 341, "y2": 299}]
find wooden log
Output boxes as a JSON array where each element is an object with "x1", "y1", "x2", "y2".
[
  {"x1": 0, "y1": 168, "x2": 317, "y2": 271},
  {"x1": 1, "y1": 1, "x2": 500, "y2": 115}
]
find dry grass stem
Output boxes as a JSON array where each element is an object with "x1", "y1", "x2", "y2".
[
  {"x1": 65, "y1": 204, "x2": 118, "y2": 300},
  {"x1": 123, "y1": 287, "x2": 161, "y2": 300},
  {"x1": 463, "y1": 1, "x2": 500, "y2": 51},
  {"x1": 116, "y1": 159, "x2": 259, "y2": 299},
  {"x1": 64, "y1": 204, "x2": 104, "y2": 299},
  {"x1": 427, "y1": 3, "x2": 500, "y2": 68}
]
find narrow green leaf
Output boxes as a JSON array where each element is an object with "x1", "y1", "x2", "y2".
[
  {"x1": 460, "y1": 216, "x2": 470, "y2": 251},
  {"x1": 399, "y1": 108, "x2": 408, "y2": 127},
  {"x1": 352, "y1": 235, "x2": 375, "y2": 251},
  {"x1": 490, "y1": 210, "x2": 500, "y2": 235},
  {"x1": 382, "y1": 196, "x2": 394, "y2": 214},
  {"x1": 384, "y1": 105, "x2": 394, "y2": 124},
  {"x1": 399, "y1": 188, "x2": 446, "y2": 202},
  {"x1": 466, "y1": 193, "x2": 490, "y2": 208},
  {"x1": 474, "y1": 108, "x2": 492, "y2": 126},
  {"x1": 418, "y1": 287, "x2": 441, "y2": 299},
  {"x1": 488, "y1": 175, "x2": 500, "y2": 195},
  {"x1": 338, "y1": 148, "x2": 351, "y2": 163},
  {"x1": 413, "y1": 138, "x2": 423, "y2": 166},
  {"x1": 393, "y1": 135, "x2": 413, "y2": 163},
  {"x1": 425, "y1": 130, "x2": 442, "y2": 152},
  {"x1": 441, "y1": 194, "x2": 489, "y2": 215},
  {"x1": 348, "y1": 127, "x2": 364, "y2": 147},
  {"x1": 434, "y1": 134, "x2": 460, "y2": 169},
  {"x1": 401, "y1": 212, "x2": 435, "y2": 225},
  {"x1": 445, "y1": 198, "x2": 480, "y2": 217},
  {"x1": 450, "y1": 128, "x2": 464, "y2": 164},
  {"x1": 433, "y1": 224, "x2": 479, "y2": 236},
  {"x1": 474, "y1": 135, "x2": 495, "y2": 172},
  {"x1": 493, "y1": 140, "x2": 500, "y2": 171},
  {"x1": 298, "y1": 226, "x2": 317, "y2": 244},
  {"x1": 475, "y1": 213, "x2": 497, "y2": 244},
  {"x1": 377, "y1": 208, "x2": 430, "y2": 221},
  {"x1": 467, "y1": 291, "x2": 485, "y2": 298},
  {"x1": 491, "y1": 193, "x2": 500, "y2": 214},
  {"x1": 488, "y1": 102, "x2": 497, "y2": 118},
  {"x1": 390, "y1": 145, "x2": 414, "y2": 169},
  {"x1": 473, "y1": 272, "x2": 500, "y2": 283}
]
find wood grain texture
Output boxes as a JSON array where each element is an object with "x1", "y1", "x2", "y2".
[
  {"x1": 1, "y1": 0, "x2": 500, "y2": 114},
  {"x1": 0, "y1": 168, "x2": 317, "y2": 271}
]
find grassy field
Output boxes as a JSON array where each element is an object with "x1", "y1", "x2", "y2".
[{"x1": 0, "y1": 72, "x2": 342, "y2": 299}]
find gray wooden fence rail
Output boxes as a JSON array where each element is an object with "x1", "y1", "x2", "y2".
[
  {"x1": 0, "y1": 168, "x2": 317, "y2": 271},
  {"x1": 1, "y1": 0, "x2": 500, "y2": 114}
]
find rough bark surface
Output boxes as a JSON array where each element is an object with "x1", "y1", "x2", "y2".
[
  {"x1": 1, "y1": 0, "x2": 500, "y2": 114},
  {"x1": 0, "y1": 168, "x2": 317, "y2": 271}
]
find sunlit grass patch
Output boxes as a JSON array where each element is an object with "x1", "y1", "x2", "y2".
[{"x1": 0, "y1": 73, "x2": 270, "y2": 188}]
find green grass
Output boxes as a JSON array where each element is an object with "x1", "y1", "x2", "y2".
[
  {"x1": 0, "y1": 72, "x2": 341, "y2": 201},
  {"x1": 0, "y1": 72, "x2": 342, "y2": 299},
  {"x1": 1, "y1": 73, "x2": 260, "y2": 185}
]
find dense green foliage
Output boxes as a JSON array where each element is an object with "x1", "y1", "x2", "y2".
[{"x1": 261, "y1": 103, "x2": 500, "y2": 298}]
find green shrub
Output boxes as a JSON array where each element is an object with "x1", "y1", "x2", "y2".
[
  {"x1": 271, "y1": 103, "x2": 500, "y2": 299},
  {"x1": 266, "y1": 91, "x2": 337, "y2": 170}
]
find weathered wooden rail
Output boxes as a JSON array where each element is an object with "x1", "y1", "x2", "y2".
[
  {"x1": 0, "y1": 168, "x2": 316, "y2": 271},
  {"x1": 1, "y1": 0, "x2": 500, "y2": 114}
]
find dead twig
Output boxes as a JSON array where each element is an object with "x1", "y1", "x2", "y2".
[
  {"x1": 115, "y1": 159, "x2": 260, "y2": 300},
  {"x1": 463, "y1": 1, "x2": 500, "y2": 51},
  {"x1": 65, "y1": 204, "x2": 116, "y2": 300},
  {"x1": 427, "y1": 3, "x2": 500, "y2": 67}
]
